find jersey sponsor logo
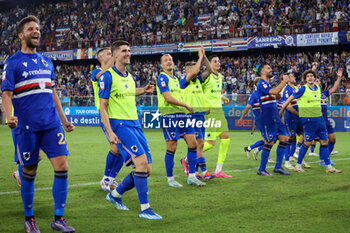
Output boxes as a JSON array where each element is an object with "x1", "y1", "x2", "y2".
[
  {"x1": 42, "y1": 59, "x2": 48, "y2": 67},
  {"x1": 100, "y1": 82, "x2": 105, "y2": 90},
  {"x1": 161, "y1": 81, "x2": 166, "y2": 87},
  {"x1": 32, "y1": 59, "x2": 37, "y2": 64},
  {"x1": 22, "y1": 71, "x2": 29, "y2": 78},
  {"x1": 22, "y1": 62, "x2": 27, "y2": 67}
]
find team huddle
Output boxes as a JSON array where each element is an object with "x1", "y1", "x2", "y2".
[{"x1": 1, "y1": 15, "x2": 343, "y2": 233}]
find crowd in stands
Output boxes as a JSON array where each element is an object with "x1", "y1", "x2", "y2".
[{"x1": 1, "y1": 0, "x2": 350, "y2": 55}]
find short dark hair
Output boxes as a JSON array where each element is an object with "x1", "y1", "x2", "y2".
[
  {"x1": 302, "y1": 69, "x2": 317, "y2": 80},
  {"x1": 17, "y1": 15, "x2": 40, "y2": 34},
  {"x1": 111, "y1": 40, "x2": 130, "y2": 53},
  {"x1": 97, "y1": 47, "x2": 110, "y2": 57},
  {"x1": 208, "y1": 54, "x2": 219, "y2": 62},
  {"x1": 257, "y1": 63, "x2": 268, "y2": 76}
]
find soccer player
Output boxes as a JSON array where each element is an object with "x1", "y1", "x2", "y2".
[
  {"x1": 255, "y1": 64, "x2": 291, "y2": 176},
  {"x1": 179, "y1": 47, "x2": 215, "y2": 180},
  {"x1": 201, "y1": 55, "x2": 232, "y2": 178},
  {"x1": 316, "y1": 69, "x2": 343, "y2": 166},
  {"x1": 239, "y1": 78, "x2": 264, "y2": 160},
  {"x1": 156, "y1": 53, "x2": 205, "y2": 187},
  {"x1": 1, "y1": 15, "x2": 75, "y2": 232},
  {"x1": 280, "y1": 69, "x2": 341, "y2": 173},
  {"x1": 99, "y1": 40, "x2": 162, "y2": 219},
  {"x1": 280, "y1": 73, "x2": 305, "y2": 170},
  {"x1": 91, "y1": 47, "x2": 123, "y2": 191}
]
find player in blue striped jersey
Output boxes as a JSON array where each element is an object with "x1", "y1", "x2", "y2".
[
  {"x1": 255, "y1": 64, "x2": 290, "y2": 176},
  {"x1": 2, "y1": 15, "x2": 75, "y2": 232}
]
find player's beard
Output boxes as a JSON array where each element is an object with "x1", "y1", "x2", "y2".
[{"x1": 23, "y1": 35, "x2": 39, "y2": 49}]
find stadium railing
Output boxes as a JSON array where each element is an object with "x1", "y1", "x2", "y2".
[{"x1": 59, "y1": 93, "x2": 348, "y2": 107}]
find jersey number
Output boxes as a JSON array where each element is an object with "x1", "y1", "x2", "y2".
[{"x1": 57, "y1": 133, "x2": 66, "y2": 145}]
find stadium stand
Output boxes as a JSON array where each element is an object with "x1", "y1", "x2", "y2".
[{"x1": 1, "y1": 0, "x2": 350, "y2": 54}]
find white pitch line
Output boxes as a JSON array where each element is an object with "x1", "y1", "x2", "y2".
[{"x1": 1, "y1": 157, "x2": 349, "y2": 196}]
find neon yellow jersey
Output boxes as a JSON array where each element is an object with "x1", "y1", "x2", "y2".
[
  {"x1": 106, "y1": 67, "x2": 138, "y2": 120},
  {"x1": 92, "y1": 68, "x2": 102, "y2": 111},
  {"x1": 156, "y1": 72, "x2": 187, "y2": 115},
  {"x1": 298, "y1": 84, "x2": 322, "y2": 118},
  {"x1": 182, "y1": 77, "x2": 207, "y2": 113},
  {"x1": 202, "y1": 72, "x2": 223, "y2": 108}
]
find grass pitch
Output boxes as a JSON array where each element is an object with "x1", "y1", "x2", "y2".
[{"x1": 0, "y1": 125, "x2": 349, "y2": 233}]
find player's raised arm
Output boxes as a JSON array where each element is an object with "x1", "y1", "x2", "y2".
[
  {"x1": 328, "y1": 68, "x2": 343, "y2": 95},
  {"x1": 200, "y1": 48, "x2": 212, "y2": 81},
  {"x1": 185, "y1": 48, "x2": 204, "y2": 82},
  {"x1": 270, "y1": 74, "x2": 290, "y2": 95}
]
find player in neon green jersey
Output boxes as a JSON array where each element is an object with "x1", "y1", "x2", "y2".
[
  {"x1": 202, "y1": 55, "x2": 232, "y2": 178},
  {"x1": 179, "y1": 47, "x2": 215, "y2": 181},
  {"x1": 281, "y1": 69, "x2": 341, "y2": 174},
  {"x1": 91, "y1": 48, "x2": 123, "y2": 192},
  {"x1": 99, "y1": 40, "x2": 161, "y2": 219},
  {"x1": 157, "y1": 53, "x2": 206, "y2": 187}
]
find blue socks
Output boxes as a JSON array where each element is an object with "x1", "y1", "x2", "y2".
[
  {"x1": 104, "y1": 151, "x2": 117, "y2": 176},
  {"x1": 276, "y1": 142, "x2": 288, "y2": 168},
  {"x1": 21, "y1": 172, "x2": 36, "y2": 217},
  {"x1": 110, "y1": 155, "x2": 123, "y2": 178},
  {"x1": 328, "y1": 142, "x2": 335, "y2": 155},
  {"x1": 285, "y1": 140, "x2": 291, "y2": 162},
  {"x1": 134, "y1": 172, "x2": 149, "y2": 205},
  {"x1": 116, "y1": 172, "x2": 135, "y2": 195},
  {"x1": 259, "y1": 144, "x2": 272, "y2": 171},
  {"x1": 258, "y1": 145, "x2": 263, "y2": 151},
  {"x1": 290, "y1": 138, "x2": 296, "y2": 157},
  {"x1": 53, "y1": 171, "x2": 68, "y2": 216},
  {"x1": 297, "y1": 143, "x2": 309, "y2": 164},
  {"x1": 250, "y1": 140, "x2": 264, "y2": 150},
  {"x1": 320, "y1": 145, "x2": 331, "y2": 165},
  {"x1": 165, "y1": 150, "x2": 175, "y2": 177},
  {"x1": 197, "y1": 157, "x2": 207, "y2": 172},
  {"x1": 187, "y1": 148, "x2": 197, "y2": 174}
]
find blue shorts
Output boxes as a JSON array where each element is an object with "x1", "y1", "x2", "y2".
[
  {"x1": 301, "y1": 117, "x2": 328, "y2": 142},
  {"x1": 325, "y1": 118, "x2": 335, "y2": 135},
  {"x1": 162, "y1": 114, "x2": 195, "y2": 141},
  {"x1": 285, "y1": 116, "x2": 303, "y2": 137},
  {"x1": 16, "y1": 126, "x2": 70, "y2": 166},
  {"x1": 192, "y1": 115, "x2": 205, "y2": 140},
  {"x1": 114, "y1": 124, "x2": 151, "y2": 166},
  {"x1": 260, "y1": 119, "x2": 288, "y2": 142}
]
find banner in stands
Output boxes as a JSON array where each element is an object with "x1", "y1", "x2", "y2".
[
  {"x1": 297, "y1": 32, "x2": 338, "y2": 47},
  {"x1": 212, "y1": 38, "x2": 248, "y2": 52},
  {"x1": 247, "y1": 35, "x2": 297, "y2": 49},
  {"x1": 177, "y1": 40, "x2": 212, "y2": 53},
  {"x1": 131, "y1": 43, "x2": 178, "y2": 55},
  {"x1": 74, "y1": 48, "x2": 98, "y2": 60},
  {"x1": 339, "y1": 31, "x2": 350, "y2": 45},
  {"x1": 194, "y1": 14, "x2": 211, "y2": 26},
  {"x1": 63, "y1": 106, "x2": 349, "y2": 131},
  {"x1": 39, "y1": 50, "x2": 74, "y2": 61}
]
